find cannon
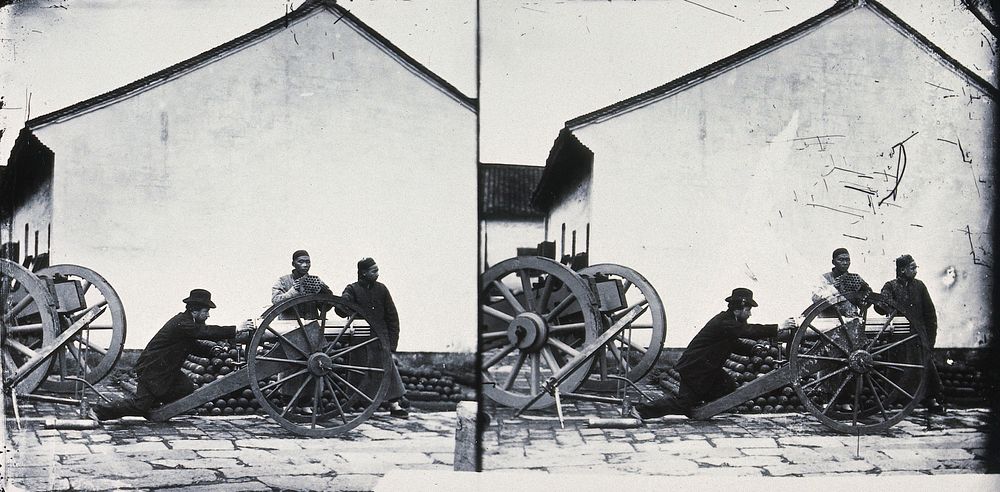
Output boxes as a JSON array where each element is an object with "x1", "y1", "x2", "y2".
[
  {"x1": 479, "y1": 256, "x2": 666, "y2": 410},
  {"x1": 2, "y1": 258, "x2": 127, "y2": 399},
  {"x1": 481, "y1": 256, "x2": 931, "y2": 435},
  {"x1": 4, "y1": 257, "x2": 394, "y2": 437},
  {"x1": 147, "y1": 293, "x2": 394, "y2": 437}
]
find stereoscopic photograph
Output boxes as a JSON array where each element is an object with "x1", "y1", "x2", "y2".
[{"x1": 1, "y1": 0, "x2": 997, "y2": 491}]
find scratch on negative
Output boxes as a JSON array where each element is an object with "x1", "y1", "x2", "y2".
[{"x1": 843, "y1": 234, "x2": 867, "y2": 241}]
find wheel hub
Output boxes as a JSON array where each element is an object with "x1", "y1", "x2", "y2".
[
  {"x1": 848, "y1": 350, "x2": 874, "y2": 373},
  {"x1": 508, "y1": 312, "x2": 548, "y2": 351},
  {"x1": 307, "y1": 352, "x2": 334, "y2": 376}
]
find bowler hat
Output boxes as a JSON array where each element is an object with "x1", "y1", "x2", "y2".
[
  {"x1": 182, "y1": 289, "x2": 216, "y2": 309},
  {"x1": 725, "y1": 287, "x2": 758, "y2": 307}
]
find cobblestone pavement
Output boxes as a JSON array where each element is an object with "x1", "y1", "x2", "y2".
[
  {"x1": 2, "y1": 384, "x2": 458, "y2": 491},
  {"x1": 482, "y1": 399, "x2": 992, "y2": 477}
]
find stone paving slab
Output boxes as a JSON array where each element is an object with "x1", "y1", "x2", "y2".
[
  {"x1": 482, "y1": 398, "x2": 992, "y2": 477},
  {"x1": 4, "y1": 381, "x2": 459, "y2": 491}
]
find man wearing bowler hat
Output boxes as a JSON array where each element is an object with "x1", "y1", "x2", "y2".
[
  {"x1": 338, "y1": 257, "x2": 408, "y2": 418},
  {"x1": 635, "y1": 288, "x2": 795, "y2": 419},
  {"x1": 92, "y1": 289, "x2": 251, "y2": 421}
]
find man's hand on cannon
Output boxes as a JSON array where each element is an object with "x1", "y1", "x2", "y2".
[{"x1": 776, "y1": 318, "x2": 797, "y2": 342}]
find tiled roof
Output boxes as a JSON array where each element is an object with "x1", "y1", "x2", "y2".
[
  {"x1": 480, "y1": 163, "x2": 546, "y2": 219},
  {"x1": 25, "y1": 0, "x2": 475, "y2": 129}
]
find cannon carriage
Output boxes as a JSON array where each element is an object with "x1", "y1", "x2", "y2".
[
  {"x1": 3, "y1": 257, "x2": 398, "y2": 437},
  {"x1": 480, "y1": 255, "x2": 932, "y2": 435}
]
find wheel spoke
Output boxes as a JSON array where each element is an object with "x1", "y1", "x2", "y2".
[
  {"x1": 614, "y1": 334, "x2": 648, "y2": 355},
  {"x1": 805, "y1": 323, "x2": 850, "y2": 356},
  {"x1": 540, "y1": 346, "x2": 560, "y2": 373},
  {"x1": 482, "y1": 305, "x2": 514, "y2": 323},
  {"x1": 611, "y1": 299, "x2": 648, "y2": 323},
  {"x1": 492, "y1": 280, "x2": 525, "y2": 315},
  {"x1": 256, "y1": 356, "x2": 309, "y2": 366},
  {"x1": 79, "y1": 337, "x2": 109, "y2": 356},
  {"x1": 796, "y1": 354, "x2": 849, "y2": 364},
  {"x1": 7, "y1": 294, "x2": 36, "y2": 319},
  {"x1": 279, "y1": 375, "x2": 312, "y2": 417},
  {"x1": 3, "y1": 323, "x2": 44, "y2": 335},
  {"x1": 864, "y1": 373, "x2": 889, "y2": 422},
  {"x1": 328, "y1": 337, "x2": 378, "y2": 359},
  {"x1": 70, "y1": 299, "x2": 108, "y2": 323},
  {"x1": 821, "y1": 373, "x2": 855, "y2": 415},
  {"x1": 519, "y1": 270, "x2": 535, "y2": 312},
  {"x1": 529, "y1": 354, "x2": 540, "y2": 394},
  {"x1": 330, "y1": 372, "x2": 374, "y2": 403},
  {"x1": 537, "y1": 275, "x2": 555, "y2": 314},
  {"x1": 870, "y1": 334, "x2": 920, "y2": 357},
  {"x1": 871, "y1": 360, "x2": 924, "y2": 369},
  {"x1": 482, "y1": 343, "x2": 517, "y2": 370},
  {"x1": 265, "y1": 325, "x2": 311, "y2": 359},
  {"x1": 547, "y1": 337, "x2": 580, "y2": 358},
  {"x1": 80, "y1": 280, "x2": 92, "y2": 294},
  {"x1": 801, "y1": 366, "x2": 851, "y2": 391},
  {"x1": 502, "y1": 352, "x2": 527, "y2": 391},
  {"x1": 481, "y1": 330, "x2": 508, "y2": 340},
  {"x1": 311, "y1": 376, "x2": 321, "y2": 429},
  {"x1": 4, "y1": 338, "x2": 38, "y2": 358},
  {"x1": 548, "y1": 322, "x2": 586, "y2": 333},
  {"x1": 621, "y1": 279, "x2": 633, "y2": 294},
  {"x1": 851, "y1": 377, "x2": 863, "y2": 426},
  {"x1": 544, "y1": 293, "x2": 577, "y2": 321},
  {"x1": 865, "y1": 311, "x2": 900, "y2": 350},
  {"x1": 833, "y1": 312, "x2": 856, "y2": 351},
  {"x1": 870, "y1": 368, "x2": 915, "y2": 400},
  {"x1": 324, "y1": 314, "x2": 356, "y2": 353},
  {"x1": 259, "y1": 368, "x2": 310, "y2": 394},
  {"x1": 332, "y1": 363, "x2": 384, "y2": 373},
  {"x1": 606, "y1": 338, "x2": 625, "y2": 370},
  {"x1": 322, "y1": 375, "x2": 349, "y2": 425}
]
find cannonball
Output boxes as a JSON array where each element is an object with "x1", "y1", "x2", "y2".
[{"x1": 211, "y1": 407, "x2": 222, "y2": 416}]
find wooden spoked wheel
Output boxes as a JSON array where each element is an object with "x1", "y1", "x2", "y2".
[
  {"x1": 35, "y1": 265, "x2": 127, "y2": 393},
  {"x1": 789, "y1": 291, "x2": 929, "y2": 434},
  {"x1": 248, "y1": 293, "x2": 392, "y2": 437},
  {"x1": 1, "y1": 259, "x2": 59, "y2": 396},
  {"x1": 480, "y1": 256, "x2": 600, "y2": 409},
  {"x1": 578, "y1": 264, "x2": 666, "y2": 388}
]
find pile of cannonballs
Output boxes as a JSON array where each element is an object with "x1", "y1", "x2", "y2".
[
  {"x1": 180, "y1": 340, "x2": 474, "y2": 415},
  {"x1": 650, "y1": 338, "x2": 805, "y2": 414},
  {"x1": 940, "y1": 363, "x2": 989, "y2": 405},
  {"x1": 398, "y1": 366, "x2": 475, "y2": 404},
  {"x1": 182, "y1": 342, "x2": 264, "y2": 416}
]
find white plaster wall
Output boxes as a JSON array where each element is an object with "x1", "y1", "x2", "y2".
[
  {"x1": 480, "y1": 219, "x2": 546, "y2": 268},
  {"x1": 33, "y1": 10, "x2": 476, "y2": 351},
  {"x1": 574, "y1": 8, "x2": 994, "y2": 348},
  {"x1": 546, "y1": 176, "x2": 592, "y2": 259}
]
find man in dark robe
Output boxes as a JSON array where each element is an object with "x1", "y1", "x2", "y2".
[
  {"x1": 339, "y1": 257, "x2": 408, "y2": 418},
  {"x1": 93, "y1": 289, "x2": 250, "y2": 420},
  {"x1": 635, "y1": 288, "x2": 794, "y2": 419},
  {"x1": 876, "y1": 254, "x2": 945, "y2": 415}
]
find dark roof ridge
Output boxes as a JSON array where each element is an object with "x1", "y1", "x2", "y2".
[
  {"x1": 25, "y1": 0, "x2": 474, "y2": 129},
  {"x1": 566, "y1": 0, "x2": 997, "y2": 130}
]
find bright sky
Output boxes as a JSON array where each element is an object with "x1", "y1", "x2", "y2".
[
  {"x1": 479, "y1": 0, "x2": 997, "y2": 165},
  {"x1": 0, "y1": 0, "x2": 476, "y2": 164}
]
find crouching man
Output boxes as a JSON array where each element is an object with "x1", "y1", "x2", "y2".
[
  {"x1": 93, "y1": 289, "x2": 251, "y2": 421},
  {"x1": 636, "y1": 288, "x2": 794, "y2": 419}
]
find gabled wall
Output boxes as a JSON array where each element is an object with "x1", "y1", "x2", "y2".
[
  {"x1": 566, "y1": 7, "x2": 993, "y2": 347},
  {"x1": 26, "y1": 9, "x2": 476, "y2": 351}
]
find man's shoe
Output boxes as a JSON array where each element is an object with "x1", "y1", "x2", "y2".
[
  {"x1": 91, "y1": 405, "x2": 113, "y2": 421},
  {"x1": 389, "y1": 407, "x2": 409, "y2": 419}
]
